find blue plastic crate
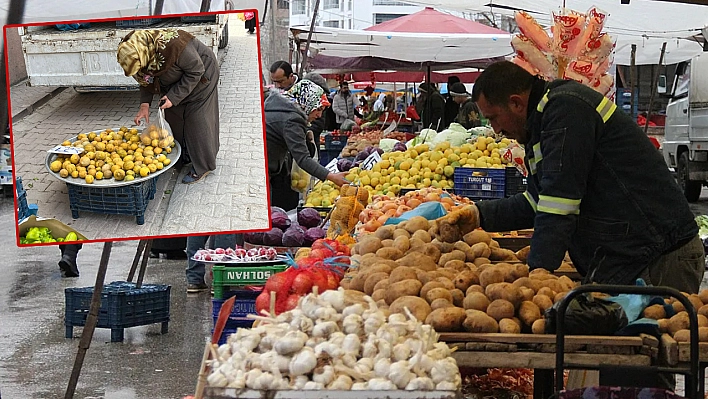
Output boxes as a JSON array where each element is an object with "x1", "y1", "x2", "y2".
[
  {"x1": 319, "y1": 149, "x2": 340, "y2": 167},
  {"x1": 453, "y1": 167, "x2": 506, "y2": 200},
  {"x1": 324, "y1": 133, "x2": 348, "y2": 151},
  {"x1": 15, "y1": 177, "x2": 38, "y2": 221},
  {"x1": 213, "y1": 321, "x2": 254, "y2": 346},
  {"x1": 212, "y1": 289, "x2": 261, "y2": 323},
  {"x1": 504, "y1": 167, "x2": 528, "y2": 197},
  {"x1": 116, "y1": 18, "x2": 162, "y2": 27},
  {"x1": 66, "y1": 177, "x2": 157, "y2": 225},
  {"x1": 65, "y1": 281, "x2": 171, "y2": 342}
]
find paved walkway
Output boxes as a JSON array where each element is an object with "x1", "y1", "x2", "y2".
[{"x1": 10, "y1": 18, "x2": 269, "y2": 241}]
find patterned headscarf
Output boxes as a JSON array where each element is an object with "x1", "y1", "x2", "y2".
[
  {"x1": 283, "y1": 79, "x2": 330, "y2": 115},
  {"x1": 117, "y1": 28, "x2": 195, "y2": 94}
]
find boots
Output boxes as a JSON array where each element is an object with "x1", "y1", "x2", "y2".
[{"x1": 58, "y1": 244, "x2": 82, "y2": 278}]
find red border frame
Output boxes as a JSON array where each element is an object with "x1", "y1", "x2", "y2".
[{"x1": 5, "y1": 10, "x2": 273, "y2": 248}]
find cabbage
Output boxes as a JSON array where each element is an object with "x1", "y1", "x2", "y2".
[
  {"x1": 393, "y1": 142, "x2": 407, "y2": 152},
  {"x1": 298, "y1": 207, "x2": 323, "y2": 228},
  {"x1": 304, "y1": 227, "x2": 326, "y2": 246},
  {"x1": 271, "y1": 207, "x2": 291, "y2": 230},
  {"x1": 378, "y1": 138, "x2": 399, "y2": 152},
  {"x1": 282, "y1": 225, "x2": 305, "y2": 247},
  {"x1": 469, "y1": 126, "x2": 495, "y2": 137},
  {"x1": 263, "y1": 228, "x2": 284, "y2": 246},
  {"x1": 244, "y1": 231, "x2": 264, "y2": 245},
  {"x1": 337, "y1": 158, "x2": 353, "y2": 172},
  {"x1": 448, "y1": 123, "x2": 468, "y2": 133},
  {"x1": 407, "y1": 129, "x2": 437, "y2": 147},
  {"x1": 431, "y1": 128, "x2": 471, "y2": 147}
]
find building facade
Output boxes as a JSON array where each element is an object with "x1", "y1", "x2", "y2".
[{"x1": 289, "y1": 0, "x2": 425, "y2": 30}]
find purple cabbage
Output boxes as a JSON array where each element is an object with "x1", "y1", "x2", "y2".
[
  {"x1": 263, "y1": 228, "x2": 284, "y2": 246},
  {"x1": 337, "y1": 158, "x2": 354, "y2": 172},
  {"x1": 355, "y1": 150, "x2": 369, "y2": 162},
  {"x1": 271, "y1": 207, "x2": 291, "y2": 230},
  {"x1": 393, "y1": 142, "x2": 407, "y2": 152},
  {"x1": 244, "y1": 231, "x2": 264, "y2": 245},
  {"x1": 297, "y1": 207, "x2": 323, "y2": 228},
  {"x1": 304, "y1": 227, "x2": 326, "y2": 246},
  {"x1": 374, "y1": 147, "x2": 384, "y2": 155},
  {"x1": 282, "y1": 225, "x2": 305, "y2": 247}
]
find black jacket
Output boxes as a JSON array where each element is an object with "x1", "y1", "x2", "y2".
[
  {"x1": 444, "y1": 95, "x2": 459, "y2": 129},
  {"x1": 477, "y1": 78, "x2": 698, "y2": 285},
  {"x1": 416, "y1": 91, "x2": 446, "y2": 131}
]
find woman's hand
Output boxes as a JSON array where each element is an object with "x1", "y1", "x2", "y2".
[
  {"x1": 134, "y1": 103, "x2": 150, "y2": 125},
  {"x1": 327, "y1": 172, "x2": 349, "y2": 187},
  {"x1": 160, "y1": 96, "x2": 173, "y2": 109}
]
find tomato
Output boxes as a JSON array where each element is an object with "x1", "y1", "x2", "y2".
[
  {"x1": 255, "y1": 291, "x2": 271, "y2": 315},
  {"x1": 290, "y1": 272, "x2": 313, "y2": 295},
  {"x1": 324, "y1": 271, "x2": 340, "y2": 290},
  {"x1": 310, "y1": 248, "x2": 334, "y2": 260}
]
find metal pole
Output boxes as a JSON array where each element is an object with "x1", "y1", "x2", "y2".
[
  {"x1": 299, "y1": 0, "x2": 321, "y2": 78},
  {"x1": 199, "y1": 0, "x2": 212, "y2": 12},
  {"x1": 127, "y1": 240, "x2": 148, "y2": 282},
  {"x1": 153, "y1": 0, "x2": 165, "y2": 15},
  {"x1": 426, "y1": 65, "x2": 432, "y2": 129},
  {"x1": 644, "y1": 42, "x2": 667, "y2": 134},
  {"x1": 630, "y1": 44, "x2": 637, "y2": 122},
  {"x1": 65, "y1": 242, "x2": 113, "y2": 399}
]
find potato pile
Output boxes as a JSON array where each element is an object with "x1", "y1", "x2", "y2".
[
  {"x1": 642, "y1": 290, "x2": 708, "y2": 342},
  {"x1": 341, "y1": 216, "x2": 577, "y2": 334},
  {"x1": 340, "y1": 139, "x2": 379, "y2": 158}
]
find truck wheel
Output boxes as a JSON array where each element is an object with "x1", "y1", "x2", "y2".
[
  {"x1": 219, "y1": 23, "x2": 229, "y2": 49},
  {"x1": 678, "y1": 152, "x2": 702, "y2": 202}
]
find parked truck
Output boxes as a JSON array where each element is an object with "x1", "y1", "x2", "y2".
[{"x1": 662, "y1": 52, "x2": 708, "y2": 202}]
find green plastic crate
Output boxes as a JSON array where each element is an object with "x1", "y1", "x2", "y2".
[{"x1": 212, "y1": 265, "x2": 287, "y2": 299}]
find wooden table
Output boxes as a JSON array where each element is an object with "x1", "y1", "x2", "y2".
[
  {"x1": 440, "y1": 333, "x2": 658, "y2": 399},
  {"x1": 660, "y1": 333, "x2": 707, "y2": 397}
]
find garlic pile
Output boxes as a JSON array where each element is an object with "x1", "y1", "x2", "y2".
[{"x1": 207, "y1": 288, "x2": 461, "y2": 391}]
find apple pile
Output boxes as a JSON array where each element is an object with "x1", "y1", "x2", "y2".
[
  {"x1": 255, "y1": 238, "x2": 352, "y2": 315},
  {"x1": 192, "y1": 246, "x2": 279, "y2": 263}
]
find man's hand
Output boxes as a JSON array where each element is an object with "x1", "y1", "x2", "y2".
[
  {"x1": 432, "y1": 204, "x2": 481, "y2": 243},
  {"x1": 134, "y1": 103, "x2": 150, "y2": 125}
]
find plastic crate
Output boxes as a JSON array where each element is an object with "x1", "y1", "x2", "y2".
[
  {"x1": 213, "y1": 321, "x2": 254, "y2": 345},
  {"x1": 116, "y1": 18, "x2": 162, "y2": 27},
  {"x1": 504, "y1": 167, "x2": 528, "y2": 197},
  {"x1": 453, "y1": 167, "x2": 506, "y2": 200},
  {"x1": 15, "y1": 177, "x2": 39, "y2": 221},
  {"x1": 212, "y1": 289, "x2": 262, "y2": 328},
  {"x1": 64, "y1": 281, "x2": 171, "y2": 343},
  {"x1": 66, "y1": 177, "x2": 157, "y2": 225},
  {"x1": 180, "y1": 15, "x2": 217, "y2": 23},
  {"x1": 319, "y1": 149, "x2": 340, "y2": 167},
  {"x1": 324, "y1": 133, "x2": 349, "y2": 151},
  {"x1": 212, "y1": 265, "x2": 288, "y2": 299}
]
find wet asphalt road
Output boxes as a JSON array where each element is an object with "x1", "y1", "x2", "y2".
[{"x1": 0, "y1": 196, "x2": 215, "y2": 399}]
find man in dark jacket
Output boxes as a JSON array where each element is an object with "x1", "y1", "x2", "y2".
[
  {"x1": 448, "y1": 82, "x2": 482, "y2": 129},
  {"x1": 416, "y1": 83, "x2": 446, "y2": 131},
  {"x1": 443, "y1": 76, "x2": 461, "y2": 129}
]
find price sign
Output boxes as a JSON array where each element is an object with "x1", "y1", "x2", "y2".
[
  {"x1": 360, "y1": 151, "x2": 382, "y2": 171},
  {"x1": 482, "y1": 183, "x2": 492, "y2": 191},
  {"x1": 47, "y1": 145, "x2": 85, "y2": 155},
  {"x1": 324, "y1": 158, "x2": 340, "y2": 174}
]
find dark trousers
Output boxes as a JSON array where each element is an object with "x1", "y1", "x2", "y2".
[{"x1": 269, "y1": 170, "x2": 300, "y2": 212}]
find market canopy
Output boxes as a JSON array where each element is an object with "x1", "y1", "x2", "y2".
[{"x1": 399, "y1": 0, "x2": 707, "y2": 65}]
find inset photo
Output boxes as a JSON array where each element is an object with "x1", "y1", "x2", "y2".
[{"x1": 7, "y1": 10, "x2": 270, "y2": 246}]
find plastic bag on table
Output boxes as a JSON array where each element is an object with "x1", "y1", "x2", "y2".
[
  {"x1": 501, "y1": 142, "x2": 528, "y2": 177},
  {"x1": 384, "y1": 201, "x2": 448, "y2": 226},
  {"x1": 544, "y1": 291, "x2": 628, "y2": 335},
  {"x1": 290, "y1": 162, "x2": 312, "y2": 194},
  {"x1": 141, "y1": 108, "x2": 175, "y2": 151}
]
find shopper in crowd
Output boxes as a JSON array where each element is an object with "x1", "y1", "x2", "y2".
[
  {"x1": 265, "y1": 79, "x2": 349, "y2": 211},
  {"x1": 58, "y1": 244, "x2": 82, "y2": 278},
  {"x1": 448, "y1": 82, "x2": 482, "y2": 129},
  {"x1": 332, "y1": 82, "x2": 361, "y2": 129},
  {"x1": 443, "y1": 75, "x2": 461, "y2": 129},
  {"x1": 303, "y1": 72, "x2": 330, "y2": 157},
  {"x1": 186, "y1": 234, "x2": 242, "y2": 293},
  {"x1": 435, "y1": 61, "x2": 703, "y2": 389},
  {"x1": 244, "y1": 12, "x2": 256, "y2": 34},
  {"x1": 117, "y1": 28, "x2": 220, "y2": 184},
  {"x1": 416, "y1": 82, "x2": 446, "y2": 130},
  {"x1": 270, "y1": 60, "x2": 299, "y2": 90}
]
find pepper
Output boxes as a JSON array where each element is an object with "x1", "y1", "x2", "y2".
[
  {"x1": 56, "y1": 237, "x2": 65, "y2": 242},
  {"x1": 25, "y1": 227, "x2": 41, "y2": 242},
  {"x1": 65, "y1": 232, "x2": 78, "y2": 242}
]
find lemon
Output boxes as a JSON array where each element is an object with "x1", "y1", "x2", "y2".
[
  {"x1": 85, "y1": 175, "x2": 94, "y2": 184},
  {"x1": 50, "y1": 160, "x2": 62, "y2": 172},
  {"x1": 95, "y1": 171, "x2": 104, "y2": 180},
  {"x1": 71, "y1": 170, "x2": 79, "y2": 178},
  {"x1": 162, "y1": 158, "x2": 171, "y2": 165},
  {"x1": 125, "y1": 174, "x2": 135, "y2": 181},
  {"x1": 139, "y1": 167, "x2": 150, "y2": 177}
]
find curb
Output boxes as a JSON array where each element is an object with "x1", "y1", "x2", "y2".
[{"x1": 11, "y1": 86, "x2": 69, "y2": 123}]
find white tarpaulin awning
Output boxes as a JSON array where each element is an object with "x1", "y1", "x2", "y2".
[
  {"x1": 290, "y1": 25, "x2": 514, "y2": 64},
  {"x1": 401, "y1": 0, "x2": 708, "y2": 65}
]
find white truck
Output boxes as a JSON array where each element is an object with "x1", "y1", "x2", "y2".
[
  {"x1": 662, "y1": 51, "x2": 708, "y2": 202},
  {"x1": 18, "y1": 10, "x2": 231, "y2": 91}
]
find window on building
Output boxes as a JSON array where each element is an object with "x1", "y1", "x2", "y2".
[
  {"x1": 292, "y1": 0, "x2": 305, "y2": 14},
  {"x1": 278, "y1": 0, "x2": 289, "y2": 10},
  {"x1": 373, "y1": 0, "x2": 415, "y2": 5},
  {"x1": 373, "y1": 13, "x2": 406, "y2": 24},
  {"x1": 323, "y1": 20, "x2": 340, "y2": 28},
  {"x1": 323, "y1": 0, "x2": 340, "y2": 9}
]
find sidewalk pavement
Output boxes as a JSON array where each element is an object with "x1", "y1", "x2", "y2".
[{"x1": 9, "y1": 17, "x2": 270, "y2": 241}]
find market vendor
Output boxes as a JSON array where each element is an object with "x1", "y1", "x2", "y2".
[
  {"x1": 265, "y1": 79, "x2": 348, "y2": 211},
  {"x1": 416, "y1": 83, "x2": 446, "y2": 131},
  {"x1": 448, "y1": 82, "x2": 482, "y2": 130},
  {"x1": 437, "y1": 61, "x2": 703, "y2": 292}
]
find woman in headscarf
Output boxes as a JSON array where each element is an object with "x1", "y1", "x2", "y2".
[
  {"x1": 264, "y1": 79, "x2": 349, "y2": 211},
  {"x1": 117, "y1": 28, "x2": 219, "y2": 184}
]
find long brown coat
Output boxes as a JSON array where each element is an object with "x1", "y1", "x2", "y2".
[{"x1": 140, "y1": 38, "x2": 220, "y2": 176}]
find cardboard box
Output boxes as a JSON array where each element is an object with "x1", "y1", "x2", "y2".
[{"x1": 18, "y1": 215, "x2": 88, "y2": 241}]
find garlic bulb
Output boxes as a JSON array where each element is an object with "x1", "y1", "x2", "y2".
[
  {"x1": 388, "y1": 313, "x2": 407, "y2": 324},
  {"x1": 207, "y1": 371, "x2": 228, "y2": 388},
  {"x1": 289, "y1": 347, "x2": 317, "y2": 376},
  {"x1": 430, "y1": 357, "x2": 459, "y2": 384},
  {"x1": 374, "y1": 358, "x2": 391, "y2": 378},
  {"x1": 273, "y1": 331, "x2": 308, "y2": 355},
  {"x1": 306, "y1": 336, "x2": 325, "y2": 348},
  {"x1": 343, "y1": 303, "x2": 365, "y2": 317},
  {"x1": 314, "y1": 306, "x2": 339, "y2": 322},
  {"x1": 312, "y1": 320, "x2": 339, "y2": 338},
  {"x1": 314, "y1": 341, "x2": 343, "y2": 359},
  {"x1": 427, "y1": 342, "x2": 452, "y2": 360},
  {"x1": 328, "y1": 331, "x2": 346, "y2": 346},
  {"x1": 245, "y1": 369, "x2": 263, "y2": 389},
  {"x1": 406, "y1": 377, "x2": 435, "y2": 390},
  {"x1": 291, "y1": 314, "x2": 314, "y2": 334},
  {"x1": 342, "y1": 314, "x2": 363, "y2": 335},
  {"x1": 342, "y1": 353, "x2": 358, "y2": 368},
  {"x1": 327, "y1": 374, "x2": 353, "y2": 390},
  {"x1": 226, "y1": 369, "x2": 246, "y2": 389},
  {"x1": 217, "y1": 343, "x2": 231, "y2": 359},
  {"x1": 351, "y1": 382, "x2": 368, "y2": 390},
  {"x1": 389, "y1": 360, "x2": 414, "y2": 389},
  {"x1": 376, "y1": 337, "x2": 393, "y2": 359},
  {"x1": 376, "y1": 325, "x2": 399, "y2": 346},
  {"x1": 436, "y1": 381, "x2": 458, "y2": 391},
  {"x1": 362, "y1": 338, "x2": 378, "y2": 358},
  {"x1": 357, "y1": 357, "x2": 374, "y2": 371},
  {"x1": 291, "y1": 375, "x2": 309, "y2": 390},
  {"x1": 392, "y1": 343, "x2": 411, "y2": 362},
  {"x1": 342, "y1": 333, "x2": 361, "y2": 355},
  {"x1": 300, "y1": 295, "x2": 324, "y2": 319},
  {"x1": 253, "y1": 371, "x2": 275, "y2": 390},
  {"x1": 320, "y1": 289, "x2": 345, "y2": 312},
  {"x1": 364, "y1": 312, "x2": 386, "y2": 334},
  {"x1": 367, "y1": 378, "x2": 397, "y2": 390},
  {"x1": 313, "y1": 365, "x2": 336, "y2": 386},
  {"x1": 303, "y1": 381, "x2": 325, "y2": 390}
]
